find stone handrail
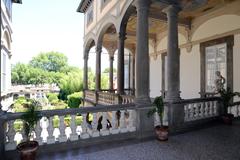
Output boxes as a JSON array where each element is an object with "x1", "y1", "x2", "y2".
[{"x1": 3, "y1": 104, "x2": 136, "y2": 151}]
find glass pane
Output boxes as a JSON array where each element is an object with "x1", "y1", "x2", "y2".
[{"x1": 205, "y1": 43, "x2": 226, "y2": 92}]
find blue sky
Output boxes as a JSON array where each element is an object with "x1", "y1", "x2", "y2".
[{"x1": 11, "y1": 0, "x2": 84, "y2": 68}]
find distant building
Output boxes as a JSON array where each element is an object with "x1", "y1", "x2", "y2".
[
  {"x1": 11, "y1": 84, "x2": 60, "y2": 100},
  {"x1": 1, "y1": 0, "x2": 22, "y2": 111}
]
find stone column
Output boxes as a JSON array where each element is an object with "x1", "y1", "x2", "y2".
[
  {"x1": 83, "y1": 50, "x2": 89, "y2": 90},
  {"x1": 131, "y1": 51, "x2": 135, "y2": 95},
  {"x1": 134, "y1": 0, "x2": 154, "y2": 140},
  {"x1": 109, "y1": 54, "x2": 114, "y2": 91},
  {"x1": 164, "y1": 5, "x2": 181, "y2": 102},
  {"x1": 117, "y1": 31, "x2": 126, "y2": 94},
  {"x1": 96, "y1": 45, "x2": 102, "y2": 91},
  {"x1": 135, "y1": 0, "x2": 151, "y2": 103}
]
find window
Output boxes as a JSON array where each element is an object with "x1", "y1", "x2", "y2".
[
  {"x1": 86, "y1": 4, "x2": 93, "y2": 26},
  {"x1": 1, "y1": 52, "x2": 7, "y2": 92},
  {"x1": 200, "y1": 35, "x2": 234, "y2": 97},
  {"x1": 205, "y1": 43, "x2": 226, "y2": 92},
  {"x1": 3, "y1": 0, "x2": 12, "y2": 18}
]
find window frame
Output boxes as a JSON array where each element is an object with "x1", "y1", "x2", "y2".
[
  {"x1": 86, "y1": 3, "x2": 93, "y2": 26},
  {"x1": 200, "y1": 35, "x2": 234, "y2": 97}
]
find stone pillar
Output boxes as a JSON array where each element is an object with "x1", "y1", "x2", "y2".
[
  {"x1": 164, "y1": 5, "x2": 181, "y2": 102},
  {"x1": 109, "y1": 54, "x2": 114, "y2": 91},
  {"x1": 134, "y1": 0, "x2": 154, "y2": 140},
  {"x1": 163, "y1": 5, "x2": 184, "y2": 134},
  {"x1": 131, "y1": 52, "x2": 135, "y2": 95},
  {"x1": 0, "y1": 108, "x2": 5, "y2": 158},
  {"x1": 83, "y1": 50, "x2": 89, "y2": 90},
  {"x1": 96, "y1": 45, "x2": 102, "y2": 91},
  {"x1": 117, "y1": 31, "x2": 126, "y2": 95},
  {"x1": 135, "y1": 0, "x2": 151, "y2": 104}
]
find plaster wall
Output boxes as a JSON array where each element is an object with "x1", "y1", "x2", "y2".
[
  {"x1": 150, "y1": 55, "x2": 162, "y2": 98},
  {"x1": 150, "y1": 14, "x2": 240, "y2": 100},
  {"x1": 233, "y1": 34, "x2": 240, "y2": 101},
  {"x1": 180, "y1": 46, "x2": 200, "y2": 99},
  {"x1": 192, "y1": 15, "x2": 240, "y2": 41}
]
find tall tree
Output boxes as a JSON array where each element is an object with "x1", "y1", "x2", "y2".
[{"x1": 29, "y1": 52, "x2": 68, "y2": 72}]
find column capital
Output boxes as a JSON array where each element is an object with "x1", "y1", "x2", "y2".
[
  {"x1": 96, "y1": 45, "x2": 102, "y2": 53},
  {"x1": 109, "y1": 55, "x2": 114, "y2": 61},
  {"x1": 119, "y1": 32, "x2": 127, "y2": 40},
  {"x1": 134, "y1": 0, "x2": 151, "y2": 10},
  {"x1": 163, "y1": 5, "x2": 181, "y2": 18}
]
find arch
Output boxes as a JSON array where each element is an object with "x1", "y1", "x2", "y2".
[
  {"x1": 2, "y1": 27, "x2": 12, "y2": 51},
  {"x1": 96, "y1": 16, "x2": 118, "y2": 45},
  {"x1": 117, "y1": 0, "x2": 135, "y2": 31},
  {"x1": 191, "y1": 14, "x2": 240, "y2": 41},
  {"x1": 84, "y1": 36, "x2": 96, "y2": 59}
]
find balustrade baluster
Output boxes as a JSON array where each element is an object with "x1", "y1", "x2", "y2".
[
  {"x1": 5, "y1": 120, "x2": 16, "y2": 150},
  {"x1": 127, "y1": 110, "x2": 136, "y2": 132},
  {"x1": 205, "y1": 102, "x2": 209, "y2": 117},
  {"x1": 119, "y1": 110, "x2": 127, "y2": 133},
  {"x1": 189, "y1": 104, "x2": 194, "y2": 120},
  {"x1": 80, "y1": 114, "x2": 90, "y2": 139},
  {"x1": 47, "y1": 117, "x2": 55, "y2": 144},
  {"x1": 91, "y1": 113, "x2": 100, "y2": 137},
  {"x1": 213, "y1": 101, "x2": 217, "y2": 115},
  {"x1": 184, "y1": 105, "x2": 188, "y2": 121},
  {"x1": 100, "y1": 112, "x2": 110, "y2": 136},
  {"x1": 70, "y1": 115, "x2": 78, "y2": 141},
  {"x1": 209, "y1": 101, "x2": 213, "y2": 116},
  {"x1": 59, "y1": 116, "x2": 67, "y2": 142},
  {"x1": 35, "y1": 120, "x2": 43, "y2": 145},
  {"x1": 200, "y1": 102, "x2": 204, "y2": 117},
  {"x1": 194, "y1": 103, "x2": 199, "y2": 118},
  {"x1": 110, "y1": 111, "x2": 119, "y2": 134}
]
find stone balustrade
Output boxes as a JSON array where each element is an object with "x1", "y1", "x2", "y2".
[
  {"x1": 121, "y1": 95, "x2": 135, "y2": 104},
  {"x1": 3, "y1": 104, "x2": 136, "y2": 151},
  {"x1": 84, "y1": 90, "x2": 135, "y2": 105},
  {"x1": 84, "y1": 90, "x2": 96, "y2": 103},
  {"x1": 228, "y1": 101, "x2": 240, "y2": 117},
  {"x1": 183, "y1": 98, "x2": 218, "y2": 122},
  {"x1": 98, "y1": 92, "x2": 119, "y2": 105}
]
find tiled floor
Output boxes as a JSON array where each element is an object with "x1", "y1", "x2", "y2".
[{"x1": 38, "y1": 120, "x2": 240, "y2": 160}]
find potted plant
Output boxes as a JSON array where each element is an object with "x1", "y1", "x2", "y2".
[
  {"x1": 17, "y1": 100, "x2": 42, "y2": 160},
  {"x1": 219, "y1": 87, "x2": 240, "y2": 125},
  {"x1": 148, "y1": 96, "x2": 168, "y2": 141}
]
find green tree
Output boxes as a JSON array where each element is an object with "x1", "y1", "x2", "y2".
[
  {"x1": 58, "y1": 69, "x2": 83, "y2": 100},
  {"x1": 103, "y1": 68, "x2": 117, "y2": 74},
  {"x1": 47, "y1": 93, "x2": 59, "y2": 104},
  {"x1": 11, "y1": 63, "x2": 30, "y2": 84},
  {"x1": 29, "y1": 52, "x2": 68, "y2": 72}
]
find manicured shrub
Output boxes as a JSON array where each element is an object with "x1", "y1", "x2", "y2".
[{"x1": 67, "y1": 92, "x2": 82, "y2": 108}]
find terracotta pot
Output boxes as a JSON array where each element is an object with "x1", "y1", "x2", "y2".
[
  {"x1": 155, "y1": 126, "x2": 168, "y2": 141},
  {"x1": 17, "y1": 141, "x2": 39, "y2": 160},
  {"x1": 222, "y1": 114, "x2": 234, "y2": 125}
]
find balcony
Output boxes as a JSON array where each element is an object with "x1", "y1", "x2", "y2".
[{"x1": 2, "y1": 93, "x2": 240, "y2": 159}]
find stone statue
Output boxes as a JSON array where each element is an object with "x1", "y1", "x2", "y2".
[{"x1": 215, "y1": 71, "x2": 225, "y2": 93}]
